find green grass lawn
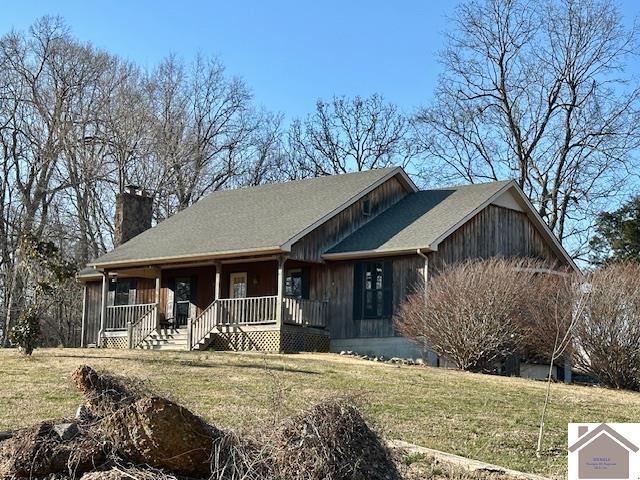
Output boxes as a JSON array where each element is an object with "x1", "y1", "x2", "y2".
[{"x1": 1, "y1": 348, "x2": 638, "y2": 478}]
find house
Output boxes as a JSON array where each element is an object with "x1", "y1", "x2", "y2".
[
  {"x1": 77, "y1": 166, "x2": 577, "y2": 360},
  {"x1": 569, "y1": 424, "x2": 639, "y2": 479}
]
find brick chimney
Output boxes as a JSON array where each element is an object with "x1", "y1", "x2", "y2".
[{"x1": 114, "y1": 185, "x2": 153, "y2": 246}]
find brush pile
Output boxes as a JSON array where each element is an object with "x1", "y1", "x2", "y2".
[{"x1": 0, "y1": 365, "x2": 400, "y2": 480}]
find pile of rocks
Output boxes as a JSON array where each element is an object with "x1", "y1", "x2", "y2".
[{"x1": 338, "y1": 350, "x2": 425, "y2": 366}]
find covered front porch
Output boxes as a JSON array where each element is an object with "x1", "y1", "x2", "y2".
[{"x1": 98, "y1": 255, "x2": 329, "y2": 351}]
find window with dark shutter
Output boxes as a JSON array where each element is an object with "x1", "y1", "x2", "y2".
[
  {"x1": 353, "y1": 260, "x2": 393, "y2": 320},
  {"x1": 285, "y1": 267, "x2": 310, "y2": 299}
]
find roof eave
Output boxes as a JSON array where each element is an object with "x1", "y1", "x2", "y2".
[
  {"x1": 88, "y1": 246, "x2": 286, "y2": 270},
  {"x1": 322, "y1": 246, "x2": 434, "y2": 261}
]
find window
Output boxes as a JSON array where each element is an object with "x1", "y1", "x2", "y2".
[
  {"x1": 285, "y1": 269, "x2": 303, "y2": 298},
  {"x1": 285, "y1": 268, "x2": 309, "y2": 299},
  {"x1": 362, "y1": 198, "x2": 371, "y2": 216},
  {"x1": 112, "y1": 278, "x2": 137, "y2": 306},
  {"x1": 364, "y1": 263, "x2": 384, "y2": 318},
  {"x1": 353, "y1": 261, "x2": 392, "y2": 320}
]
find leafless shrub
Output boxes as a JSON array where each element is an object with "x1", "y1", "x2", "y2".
[
  {"x1": 395, "y1": 258, "x2": 542, "y2": 372},
  {"x1": 274, "y1": 398, "x2": 400, "y2": 480},
  {"x1": 573, "y1": 262, "x2": 640, "y2": 390},
  {"x1": 520, "y1": 273, "x2": 577, "y2": 365}
]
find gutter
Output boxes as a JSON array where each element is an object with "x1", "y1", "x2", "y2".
[
  {"x1": 416, "y1": 248, "x2": 429, "y2": 287},
  {"x1": 322, "y1": 246, "x2": 434, "y2": 261}
]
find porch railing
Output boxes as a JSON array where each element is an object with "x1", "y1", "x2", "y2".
[
  {"x1": 283, "y1": 298, "x2": 327, "y2": 328},
  {"x1": 106, "y1": 303, "x2": 156, "y2": 331},
  {"x1": 189, "y1": 299, "x2": 219, "y2": 350},
  {"x1": 218, "y1": 296, "x2": 278, "y2": 325},
  {"x1": 188, "y1": 295, "x2": 327, "y2": 350},
  {"x1": 128, "y1": 304, "x2": 158, "y2": 348}
]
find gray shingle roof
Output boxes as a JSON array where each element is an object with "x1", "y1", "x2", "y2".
[
  {"x1": 91, "y1": 167, "x2": 405, "y2": 267},
  {"x1": 327, "y1": 180, "x2": 513, "y2": 255}
]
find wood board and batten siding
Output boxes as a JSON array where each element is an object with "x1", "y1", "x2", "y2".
[
  {"x1": 82, "y1": 281, "x2": 103, "y2": 346},
  {"x1": 290, "y1": 176, "x2": 410, "y2": 263},
  {"x1": 428, "y1": 205, "x2": 565, "y2": 275},
  {"x1": 324, "y1": 255, "x2": 423, "y2": 340}
]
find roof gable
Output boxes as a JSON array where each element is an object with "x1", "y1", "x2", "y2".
[
  {"x1": 326, "y1": 180, "x2": 512, "y2": 256},
  {"x1": 325, "y1": 180, "x2": 578, "y2": 272},
  {"x1": 90, "y1": 167, "x2": 413, "y2": 268}
]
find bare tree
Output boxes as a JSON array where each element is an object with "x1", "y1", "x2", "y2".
[
  {"x1": 415, "y1": 0, "x2": 640, "y2": 257},
  {"x1": 149, "y1": 55, "x2": 255, "y2": 216},
  {"x1": 0, "y1": 17, "x2": 113, "y2": 343},
  {"x1": 573, "y1": 262, "x2": 640, "y2": 391},
  {"x1": 521, "y1": 273, "x2": 584, "y2": 457},
  {"x1": 395, "y1": 258, "x2": 539, "y2": 371},
  {"x1": 289, "y1": 94, "x2": 418, "y2": 176}
]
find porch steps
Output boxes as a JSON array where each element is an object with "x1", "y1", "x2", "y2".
[{"x1": 138, "y1": 328, "x2": 189, "y2": 351}]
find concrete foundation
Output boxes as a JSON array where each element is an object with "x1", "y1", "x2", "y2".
[{"x1": 330, "y1": 336, "x2": 438, "y2": 365}]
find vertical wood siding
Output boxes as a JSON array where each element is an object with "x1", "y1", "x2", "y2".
[
  {"x1": 220, "y1": 261, "x2": 278, "y2": 298},
  {"x1": 428, "y1": 205, "x2": 564, "y2": 275},
  {"x1": 290, "y1": 177, "x2": 410, "y2": 262},
  {"x1": 319, "y1": 255, "x2": 423, "y2": 340},
  {"x1": 83, "y1": 281, "x2": 102, "y2": 346}
]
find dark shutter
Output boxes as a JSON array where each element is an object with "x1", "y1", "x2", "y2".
[
  {"x1": 168, "y1": 277, "x2": 176, "y2": 317},
  {"x1": 301, "y1": 267, "x2": 310, "y2": 300},
  {"x1": 190, "y1": 275, "x2": 198, "y2": 319},
  {"x1": 353, "y1": 262, "x2": 363, "y2": 321},
  {"x1": 190, "y1": 275, "x2": 198, "y2": 304},
  {"x1": 382, "y1": 261, "x2": 393, "y2": 317}
]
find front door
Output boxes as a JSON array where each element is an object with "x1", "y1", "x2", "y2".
[
  {"x1": 174, "y1": 277, "x2": 191, "y2": 326},
  {"x1": 229, "y1": 272, "x2": 248, "y2": 298}
]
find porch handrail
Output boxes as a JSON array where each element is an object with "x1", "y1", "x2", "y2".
[
  {"x1": 106, "y1": 303, "x2": 156, "y2": 331},
  {"x1": 283, "y1": 298, "x2": 327, "y2": 328},
  {"x1": 127, "y1": 304, "x2": 158, "y2": 348},
  {"x1": 218, "y1": 296, "x2": 278, "y2": 325},
  {"x1": 189, "y1": 299, "x2": 220, "y2": 350},
  {"x1": 188, "y1": 295, "x2": 279, "y2": 350}
]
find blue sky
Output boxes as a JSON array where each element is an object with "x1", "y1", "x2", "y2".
[
  {"x1": 1, "y1": 1, "x2": 638, "y2": 121},
  {"x1": 0, "y1": 1, "x2": 467, "y2": 120}
]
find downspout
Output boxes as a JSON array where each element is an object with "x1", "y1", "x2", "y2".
[
  {"x1": 416, "y1": 248, "x2": 429, "y2": 290},
  {"x1": 416, "y1": 248, "x2": 433, "y2": 366}
]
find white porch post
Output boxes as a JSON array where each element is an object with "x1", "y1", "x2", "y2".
[
  {"x1": 275, "y1": 255, "x2": 286, "y2": 330},
  {"x1": 213, "y1": 262, "x2": 221, "y2": 324},
  {"x1": 99, "y1": 271, "x2": 109, "y2": 347},
  {"x1": 155, "y1": 269, "x2": 162, "y2": 330},
  {"x1": 214, "y1": 262, "x2": 221, "y2": 300}
]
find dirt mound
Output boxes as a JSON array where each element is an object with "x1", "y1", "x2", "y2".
[
  {"x1": 275, "y1": 399, "x2": 401, "y2": 480},
  {"x1": 99, "y1": 396, "x2": 225, "y2": 477},
  {"x1": 71, "y1": 364, "x2": 146, "y2": 418},
  {"x1": 0, "y1": 420, "x2": 105, "y2": 478}
]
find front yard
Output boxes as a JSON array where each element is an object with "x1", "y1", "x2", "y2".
[{"x1": 1, "y1": 348, "x2": 638, "y2": 477}]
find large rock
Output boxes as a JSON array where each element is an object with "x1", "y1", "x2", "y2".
[
  {"x1": 0, "y1": 421, "x2": 105, "y2": 478},
  {"x1": 99, "y1": 396, "x2": 227, "y2": 477}
]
